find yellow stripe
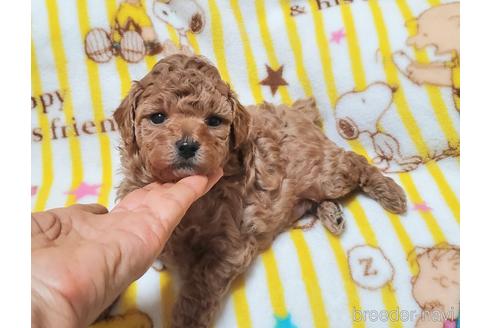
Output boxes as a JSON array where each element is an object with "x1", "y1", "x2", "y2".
[
  {"x1": 349, "y1": 205, "x2": 405, "y2": 328},
  {"x1": 229, "y1": 1, "x2": 289, "y2": 318},
  {"x1": 381, "y1": 285, "x2": 402, "y2": 328},
  {"x1": 427, "y1": 162, "x2": 460, "y2": 223},
  {"x1": 396, "y1": 0, "x2": 459, "y2": 146},
  {"x1": 290, "y1": 230, "x2": 330, "y2": 328},
  {"x1": 279, "y1": 0, "x2": 313, "y2": 97},
  {"x1": 160, "y1": 271, "x2": 175, "y2": 328},
  {"x1": 394, "y1": 0, "x2": 460, "y2": 224},
  {"x1": 31, "y1": 42, "x2": 54, "y2": 212},
  {"x1": 259, "y1": 1, "x2": 361, "y2": 323},
  {"x1": 230, "y1": 0, "x2": 263, "y2": 104},
  {"x1": 119, "y1": 282, "x2": 138, "y2": 312},
  {"x1": 339, "y1": 2, "x2": 367, "y2": 92},
  {"x1": 105, "y1": 0, "x2": 136, "y2": 310},
  {"x1": 310, "y1": 0, "x2": 368, "y2": 158},
  {"x1": 338, "y1": 5, "x2": 374, "y2": 158},
  {"x1": 105, "y1": 1, "x2": 132, "y2": 96},
  {"x1": 324, "y1": 7, "x2": 452, "y2": 328},
  {"x1": 310, "y1": 5, "x2": 409, "y2": 325},
  {"x1": 367, "y1": 0, "x2": 430, "y2": 158},
  {"x1": 299, "y1": 0, "x2": 356, "y2": 156},
  {"x1": 255, "y1": 0, "x2": 291, "y2": 105},
  {"x1": 399, "y1": 174, "x2": 447, "y2": 242},
  {"x1": 140, "y1": 0, "x2": 158, "y2": 70},
  {"x1": 356, "y1": 210, "x2": 415, "y2": 284},
  {"x1": 329, "y1": 4, "x2": 451, "y2": 326},
  {"x1": 77, "y1": 0, "x2": 112, "y2": 207},
  {"x1": 307, "y1": 0, "x2": 337, "y2": 106},
  {"x1": 206, "y1": 1, "x2": 252, "y2": 325},
  {"x1": 45, "y1": 0, "x2": 84, "y2": 206},
  {"x1": 350, "y1": 203, "x2": 412, "y2": 282},
  {"x1": 105, "y1": 0, "x2": 117, "y2": 20},
  {"x1": 115, "y1": 56, "x2": 133, "y2": 95},
  {"x1": 102, "y1": 1, "x2": 131, "y2": 95},
  {"x1": 208, "y1": 0, "x2": 231, "y2": 84},
  {"x1": 347, "y1": 203, "x2": 378, "y2": 246},
  {"x1": 187, "y1": 32, "x2": 201, "y2": 54},
  {"x1": 428, "y1": 0, "x2": 440, "y2": 6},
  {"x1": 324, "y1": 232, "x2": 364, "y2": 328},
  {"x1": 367, "y1": 0, "x2": 460, "y2": 224},
  {"x1": 145, "y1": 55, "x2": 158, "y2": 71},
  {"x1": 240, "y1": 2, "x2": 339, "y2": 323},
  {"x1": 166, "y1": 25, "x2": 181, "y2": 46},
  {"x1": 339, "y1": 1, "x2": 453, "y2": 238},
  {"x1": 231, "y1": 276, "x2": 254, "y2": 328},
  {"x1": 349, "y1": 201, "x2": 416, "y2": 280},
  {"x1": 261, "y1": 250, "x2": 288, "y2": 317},
  {"x1": 309, "y1": 3, "x2": 404, "y2": 323},
  {"x1": 387, "y1": 213, "x2": 415, "y2": 256},
  {"x1": 304, "y1": 13, "x2": 380, "y2": 324},
  {"x1": 398, "y1": 173, "x2": 452, "y2": 240}
]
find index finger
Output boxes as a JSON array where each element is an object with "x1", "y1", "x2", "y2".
[
  {"x1": 143, "y1": 169, "x2": 223, "y2": 223},
  {"x1": 112, "y1": 183, "x2": 173, "y2": 212},
  {"x1": 143, "y1": 175, "x2": 208, "y2": 220}
]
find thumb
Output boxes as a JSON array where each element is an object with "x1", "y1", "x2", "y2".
[
  {"x1": 142, "y1": 170, "x2": 222, "y2": 229},
  {"x1": 109, "y1": 169, "x2": 223, "y2": 262}
]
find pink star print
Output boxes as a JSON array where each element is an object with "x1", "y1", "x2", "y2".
[
  {"x1": 66, "y1": 182, "x2": 101, "y2": 201},
  {"x1": 31, "y1": 186, "x2": 38, "y2": 196},
  {"x1": 330, "y1": 28, "x2": 346, "y2": 44},
  {"x1": 412, "y1": 202, "x2": 432, "y2": 212}
]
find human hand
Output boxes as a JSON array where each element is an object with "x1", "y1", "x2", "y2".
[{"x1": 31, "y1": 170, "x2": 222, "y2": 328}]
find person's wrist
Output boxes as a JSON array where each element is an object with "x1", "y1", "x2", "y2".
[
  {"x1": 31, "y1": 290, "x2": 46, "y2": 328},
  {"x1": 31, "y1": 277, "x2": 78, "y2": 328}
]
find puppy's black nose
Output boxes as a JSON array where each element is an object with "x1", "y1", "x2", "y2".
[{"x1": 176, "y1": 139, "x2": 200, "y2": 159}]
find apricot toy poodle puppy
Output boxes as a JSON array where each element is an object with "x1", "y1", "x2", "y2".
[{"x1": 114, "y1": 54, "x2": 407, "y2": 328}]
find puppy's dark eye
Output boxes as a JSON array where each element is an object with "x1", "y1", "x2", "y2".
[
  {"x1": 150, "y1": 113, "x2": 167, "y2": 124},
  {"x1": 206, "y1": 116, "x2": 223, "y2": 127}
]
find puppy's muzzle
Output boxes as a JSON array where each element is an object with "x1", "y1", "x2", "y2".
[{"x1": 176, "y1": 138, "x2": 200, "y2": 159}]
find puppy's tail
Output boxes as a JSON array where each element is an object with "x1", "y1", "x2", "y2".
[{"x1": 292, "y1": 97, "x2": 323, "y2": 128}]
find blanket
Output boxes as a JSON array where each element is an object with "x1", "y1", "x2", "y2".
[{"x1": 31, "y1": 0, "x2": 460, "y2": 327}]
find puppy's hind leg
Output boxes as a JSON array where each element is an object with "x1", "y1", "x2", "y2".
[
  {"x1": 345, "y1": 151, "x2": 407, "y2": 213},
  {"x1": 291, "y1": 97, "x2": 323, "y2": 127},
  {"x1": 314, "y1": 149, "x2": 407, "y2": 214}
]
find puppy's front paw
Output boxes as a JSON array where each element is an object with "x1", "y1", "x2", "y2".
[{"x1": 317, "y1": 201, "x2": 345, "y2": 235}]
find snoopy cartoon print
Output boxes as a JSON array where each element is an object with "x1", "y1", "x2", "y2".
[
  {"x1": 153, "y1": 0, "x2": 205, "y2": 52},
  {"x1": 392, "y1": 2, "x2": 460, "y2": 112},
  {"x1": 335, "y1": 82, "x2": 421, "y2": 173},
  {"x1": 334, "y1": 82, "x2": 458, "y2": 173}
]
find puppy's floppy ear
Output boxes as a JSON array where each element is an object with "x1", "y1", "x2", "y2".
[
  {"x1": 228, "y1": 91, "x2": 250, "y2": 149},
  {"x1": 114, "y1": 82, "x2": 143, "y2": 153}
]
